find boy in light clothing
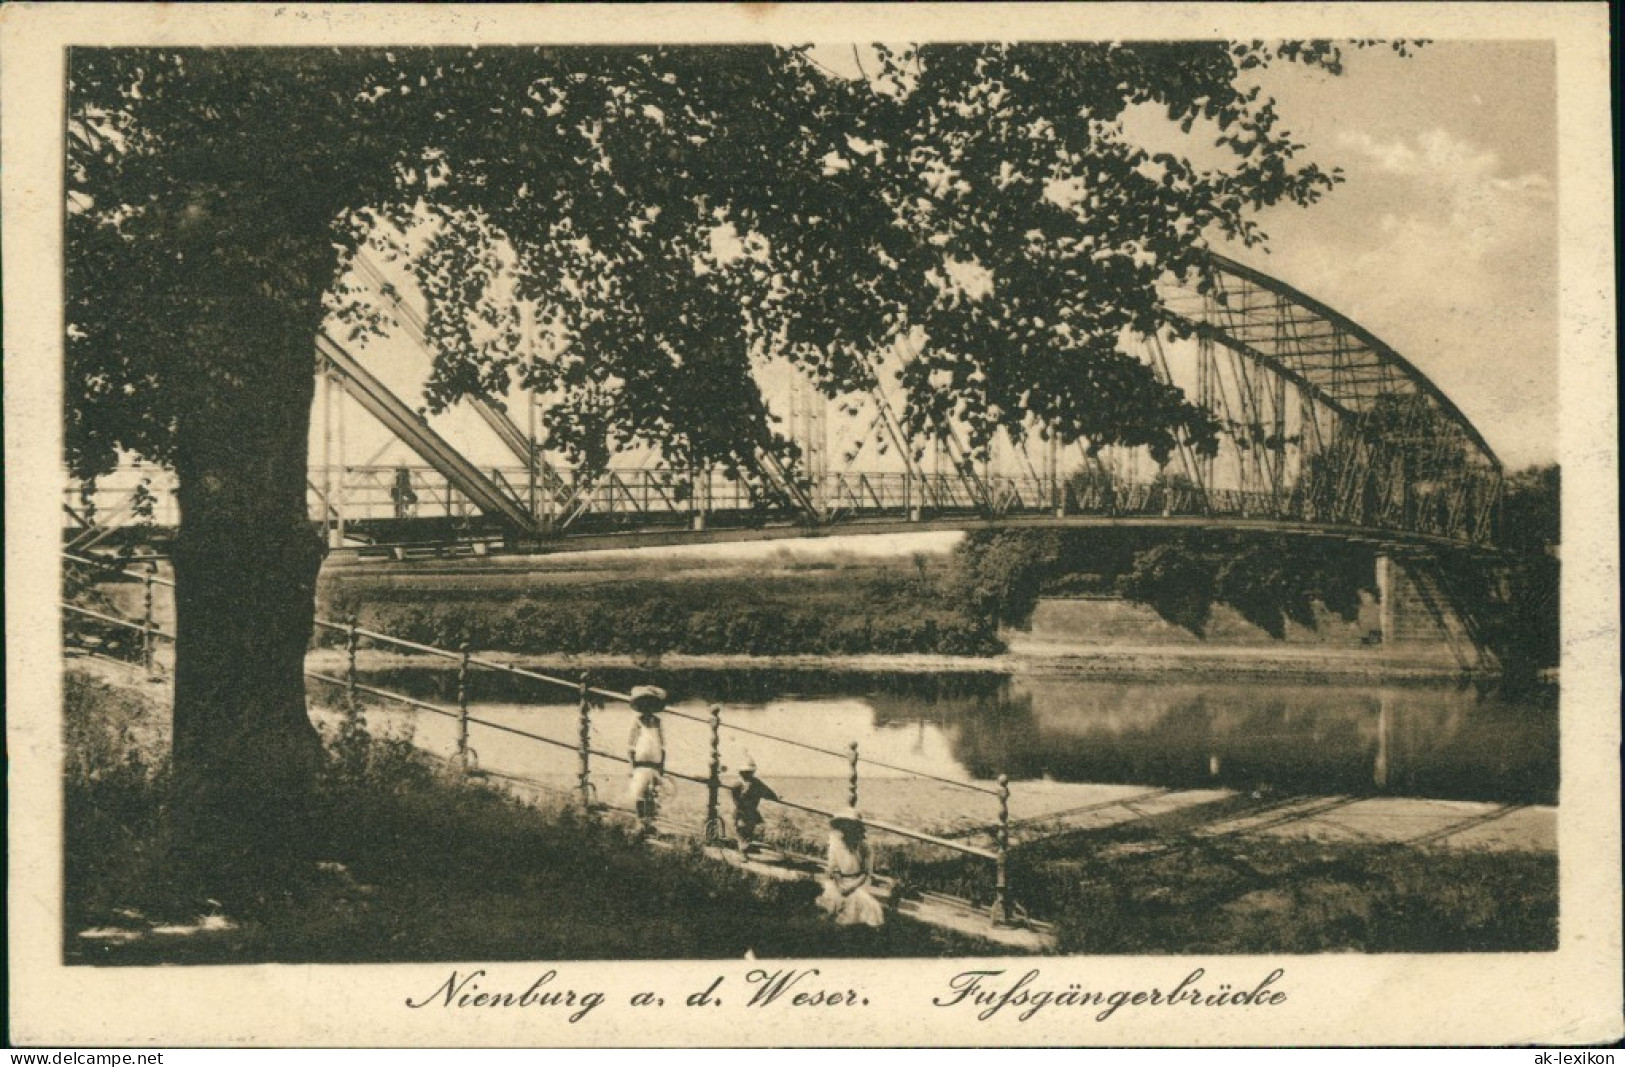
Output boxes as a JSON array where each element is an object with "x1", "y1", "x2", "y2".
[{"x1": 626, "y1": 685, "x2": 667, "y2": 833}]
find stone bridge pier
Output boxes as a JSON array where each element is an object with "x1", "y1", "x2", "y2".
[{"x1": 1375, "y1": 550, "x2": 1490, "y2": 668}]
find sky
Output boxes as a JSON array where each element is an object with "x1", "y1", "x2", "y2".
[
  {"x1": 318, "y1": 41, "x2": 1559, "y2": 481},
  {"x1": 1240, "y1": 41, "x2": 1558, "y2": 471}
]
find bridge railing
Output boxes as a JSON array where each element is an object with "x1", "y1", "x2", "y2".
[
  {"x1": 61, "y1": 550, "x2": 1023, "y2": 928},
  {"x1": 69, "y1": 461, "x2": 1495, "y2": 547},
  {"x1": 306, "y1": 465, "x2": 1305, "y2": 526}
]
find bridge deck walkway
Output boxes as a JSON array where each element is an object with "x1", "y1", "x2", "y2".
[{"x1": 320, "y1": 511, "x2": 1489, "y2": 558}]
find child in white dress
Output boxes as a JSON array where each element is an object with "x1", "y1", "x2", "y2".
[{"x1": 818, "y1": 807, "x2": 885, "y2": 927}]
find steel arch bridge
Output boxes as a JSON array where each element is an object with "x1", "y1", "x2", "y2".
[{"x1": 64, "y1": 252, "x2": 1504, "y2": 556}]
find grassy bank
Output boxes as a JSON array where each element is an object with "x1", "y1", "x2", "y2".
[
  {"x1": 881, "y1": 794, "x2": 1557, "y2": 954},
  {"x1": 667, "y1": 781, "x2": 1555, "y2": 954},
  {"x1": 64, "y1": 669, "x2": 994, "y2": 963},
  {"x1": 321, "y1": 564, "x2": 1000, "y2": 657}
]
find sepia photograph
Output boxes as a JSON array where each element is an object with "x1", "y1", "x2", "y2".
[{"x1": 6, "y1": 1, "x2": 1619, "y2": 1050}]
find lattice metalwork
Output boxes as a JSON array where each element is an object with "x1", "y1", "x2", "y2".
[
  {"x1": 66, "y1": 253, "x2": 1505, "y2": 550},
  {"x1": 1155, "y1": 254, "x2": 1503, "y2": 545}
]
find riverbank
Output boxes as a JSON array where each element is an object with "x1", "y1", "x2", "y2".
[
  {"x1": 63, "y1": 661, "x2": 996, "y2": 963},
  {"x1": 317, "y1": 553, "x2": 1000, "y2": 657},
  {"x1": 306, "y1": 641, "x2": 1495, "y2": 683},
  {"x1": 96, "y1": 534, "x2": 1500, "y2": 681},
  {"x1": 66, "y1": 657, "x2": 1557, "y2": 957},
  {"x1": 312, "y1": 529, "x2": 1505, "y2": 680}
]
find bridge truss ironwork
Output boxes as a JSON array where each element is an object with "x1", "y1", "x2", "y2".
[{"x1": 67, "y1": 251, "x2": 1504, "y2": 552}]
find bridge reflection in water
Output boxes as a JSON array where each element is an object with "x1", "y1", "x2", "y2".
[{"x1": 353, "y1": 667, "x2": 1557, "y2": 808}]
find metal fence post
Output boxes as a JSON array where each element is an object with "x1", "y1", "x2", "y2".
[
  {"x1": 706, "y1": 705, "x2": 723, "y2": 841},
  {"x1": 992, "y1": 773, "x2": 1012, "y2": 925},
  {"x1": 142, "y1": 561, "x2": 157, "y2": 677},
  {"x1": 848, "y1": 741, "x2": 860, "y2": 809},
  {"x1": 345, "y1": 614, "x2": 360, "y2": 716},
  {"x1": 456, "y1": 642, "x2": 471, "y2": 768},
  {"x1": 577, "y1": 676, "x2": 592, "y2": 811}
]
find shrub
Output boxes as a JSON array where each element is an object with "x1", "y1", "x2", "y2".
[
  {"x1": 321, "y1": 563, "x2": 1005, "y2": 659},
  {"x1": 1214, "y1": 544, "x2": 1297, "y2": 638},
  {"x1": 945, "y1": 530, "x2": 1062, "y2": 630},
  {"x1": 1118, "y1": 540, "x2": 1215, "y2": 634},
  {"x1": 63, "y1": 674, "x2": 177, "y2": 928}
]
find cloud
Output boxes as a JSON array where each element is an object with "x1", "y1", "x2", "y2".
[
  {"x1": 1248, "y1": 127, "x2": 1557, "y2": 468},
  {"x1": 1333, "y1": 128, "x2": 1553, "y2": 235}
]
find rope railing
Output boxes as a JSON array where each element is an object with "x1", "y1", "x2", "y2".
[
  {"x1": 64, "y1": 592, "x2": 171, "y2": 678},
  {"x1": 769, "y1": 794, "x2": 999, "y2": 862},
  {"x1": 467, "y1": 654, "x2": 625, "y2": 706},
  {"x1": 316, "y1": 613, "x2": 999, "y2": 795},
  {"x1": 353, "y1": 624, "x2": 464, "y2": 662},
  {"x1": 64, "y1": 551, "x2": 175, "y2": 586},
  {"x1": 313, "y1": 655, "x2": 994, "y2": 854},
  {"x1": 316, "y1": 618, "x2": 629, "y2": 703},
  {"x1": 63, "y1": 549, "x2": 1022, "y2": 926},
  {"x1": 62, "y1": 601, "x2": 167, "y2": 636},
  {"x1": 303, "y1": 672, "x2": 949, "y2": 849},
  {"x1": 654, "y1": 702, "x2": 1003, "y2": 797},
  {"x1": 309, "y1": 669, "x2": 637, "y2": 770},
  {"x1": 306, "y1": 670, "x2": 459, "y2": 720}
]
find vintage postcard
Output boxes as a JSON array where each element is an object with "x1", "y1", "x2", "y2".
[{"x1": 5, "y1": 2, "x2": 1619, "y2": 1049}]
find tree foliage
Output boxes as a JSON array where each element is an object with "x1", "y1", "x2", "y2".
[
  {"x1": 69, "y1": 41, "x2": 1362, "y2": 485},
  {"x1": 947, "y1": 529, "x2": 1064, "y2": 630},
  {"x1": 1500, "y1": 464, "x2": 1559, "y2": 554},
  {"x1": 1119, "y1": 534, "x2": 1373, "y2": 637},
  {"x1": 1214, "y1": 537, "x2": 1370, "y2": 638},
  {"x1": 1480, "y1": 464, "x2": 1560, "y2": 675},
  {"x1": 1118, "y1": 538, "x2": 1216, "y2": 634}
]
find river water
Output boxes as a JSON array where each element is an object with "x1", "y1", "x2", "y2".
[{"x1": 349, "y1": 667, "x2": 1558, "y2": 808}]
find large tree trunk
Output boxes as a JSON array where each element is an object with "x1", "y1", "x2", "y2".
[{"x1": 168, "y1": 242, "x2": 332, "y2": 897}]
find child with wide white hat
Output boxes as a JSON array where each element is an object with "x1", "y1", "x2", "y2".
[{"x1": 626, "y1": 685, "x2": 667, "y2": 832}]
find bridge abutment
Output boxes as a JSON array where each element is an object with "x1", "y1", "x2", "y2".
[{"x1": 1375, "y1": 551, "x2": 1486, "y2": 666}]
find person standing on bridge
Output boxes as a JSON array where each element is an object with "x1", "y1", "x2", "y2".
[
  {"x1": 819, "y1": 807, "x2": 885, "y2": 927},
  {"x1": 627, "y1": 686, "x2": 668, "y2": 834},
  {"x1": 390, "y1": 466, "x2": 418, "y2": 519},
  {"x1": 725, "y1": 755, "x2": 777, "y2": 858}
]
